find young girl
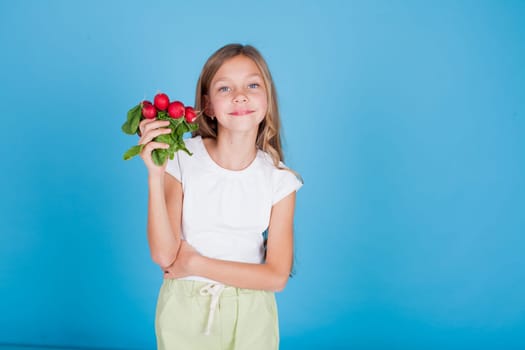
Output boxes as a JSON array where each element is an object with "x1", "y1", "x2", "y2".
[{"x1": 137, "y1": 43, "x2": 303, "y2": 350}]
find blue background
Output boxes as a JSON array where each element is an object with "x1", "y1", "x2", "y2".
[{"x1": 1, "y1": 1, "x2": 524, "y2": 349}]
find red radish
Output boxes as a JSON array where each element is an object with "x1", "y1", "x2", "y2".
[
  {"x1": 168, "y1": 101, "x2": 185, "y2": 119},
  {"x1": 154, "y1": 93, "x2": 170, "y2": 111},
  {"x1": 141, "y1": 100, "x2": 152, "y2": 106},
  {"x1": 142, "y1": 104, "x2": 157, "y2": 119},
  {"x1": 185, "y1": 106, "x2": 197, "y2": 123}
]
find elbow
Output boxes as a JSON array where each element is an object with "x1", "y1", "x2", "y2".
[
  {"x1": 151, "y1": 252, "x2": 176, "y2": 270},
  {"x1": 271, "y1": 273, "x2": 290, "y2": 292},
  {"x1": 150, "y1": 240, "x2": 180, "y2": 269},
  {"x1": 265, "y1": 261, "x2": 292, "y2": 292}
]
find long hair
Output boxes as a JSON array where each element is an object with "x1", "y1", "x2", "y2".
[{"x1": 192, "y1": 43, "x2": 285, "y2": 168}]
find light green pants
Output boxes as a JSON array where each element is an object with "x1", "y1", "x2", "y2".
[{"x1": 155, "y1": 279, "x2": 280, "y2": 350}]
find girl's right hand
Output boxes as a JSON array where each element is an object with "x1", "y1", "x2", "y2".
[{"x1": 138, "y1": 119, "x2": 172, "y2": 177}]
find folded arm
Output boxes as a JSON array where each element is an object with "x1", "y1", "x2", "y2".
[{"x1": 164, "y1": 191, "x2": 297, "y2": 292}]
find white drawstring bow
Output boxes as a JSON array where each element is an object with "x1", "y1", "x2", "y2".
[{"x1": 199, "y1": 283, "x2": 225, "y2": 335}]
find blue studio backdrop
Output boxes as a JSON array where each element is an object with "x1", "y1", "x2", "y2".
[{"x1": 1, "y1": 1, "x2": 524, "y2": 349}]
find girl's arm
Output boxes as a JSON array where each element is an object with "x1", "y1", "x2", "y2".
[
  {"x1": 147, "y1": 173, "x2": 183, "y2": 269},
  {"x1": 165, "y1": 191, "x2": 297, "y2": 292},
  {"x1": 138, "y1": 118, "x2": 183, "y2": 270}
]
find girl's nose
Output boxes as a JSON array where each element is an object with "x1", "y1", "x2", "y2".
[{"x1": 233, "y1": 93, "x2": 248, "y2": 103}]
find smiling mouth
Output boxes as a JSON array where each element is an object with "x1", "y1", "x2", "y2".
[{"x1": 229, "y1": 110, "x2": 254, "y2": 116}]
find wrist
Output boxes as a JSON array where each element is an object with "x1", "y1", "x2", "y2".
[
  {"x1": 189, "y1": 253, "x2": 206, "y2": 276},
  {"x1": 148, "y1": 173, "x2": 165, "y2": 186}
]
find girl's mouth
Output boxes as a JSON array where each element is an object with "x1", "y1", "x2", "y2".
[{"x1": 229, "y1": 109, "x2": 254, "y2": 116}]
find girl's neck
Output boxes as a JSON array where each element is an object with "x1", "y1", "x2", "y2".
[{"x1": 204, "y1": 130, "x2": 258, "y2": 171}]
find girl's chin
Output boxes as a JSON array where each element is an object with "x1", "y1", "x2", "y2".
[
  {"x1": 218, "y1": 117, "x2": 264, "y2": 130},
  {"x1": 217, "y1": 124, "x2": 261, "y2": 134}
]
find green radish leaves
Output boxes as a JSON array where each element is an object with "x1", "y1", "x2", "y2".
[{"x1": 121, "y1": 104, "x2": 142, "y2": 135}]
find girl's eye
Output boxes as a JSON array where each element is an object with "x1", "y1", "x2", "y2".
[
  {"x1": 248, "y1": 83, "x2": 260, "y2": 89},
  {"x1": 218, "y1": 86, "x2": 231, "y2": 92}
]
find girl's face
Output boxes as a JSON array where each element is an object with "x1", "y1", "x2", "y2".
[{"x1": 206, "y1": 55, "x2": 268, "y2": 135}]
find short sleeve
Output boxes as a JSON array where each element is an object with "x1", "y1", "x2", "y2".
[
  {"x1": 272, "y1": 169, "x2": 303, "y2": 205},
  {"x1": 165, "y1": 151, "x2": 182, "y2": 182}
]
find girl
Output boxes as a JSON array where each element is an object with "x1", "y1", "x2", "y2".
[{"x1": 138, "y1": 44, "x2": 303, "y2": 350}]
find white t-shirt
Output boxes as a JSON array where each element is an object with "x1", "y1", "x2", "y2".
[{"x1": 165, "y1": 135, "x2": 303, "y2": 283}]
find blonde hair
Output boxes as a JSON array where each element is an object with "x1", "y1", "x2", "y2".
[{"x1": 192, "y1": 43, "x2": 285, "y2": 168}]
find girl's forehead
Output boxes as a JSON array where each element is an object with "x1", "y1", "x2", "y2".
[{"x1": 212, "y1": 55, "x2": 263, "y2": 82}]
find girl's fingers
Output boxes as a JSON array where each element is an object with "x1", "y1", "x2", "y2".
[
  {"x1": 138, "y1": 119, "x2": 150, "y2": 135},
  {"x1": 140, "y1": 120, "x2": 170, "y2": 135},
  {"x1": 142, "y1": 142, "x2": 170, "y2": 154},
  {"x1": 138, "y1": 128, "x2": 172, "y2": 145},
  {"x1": 138, "y1": 142, "x2": 170, "y2": 171}
]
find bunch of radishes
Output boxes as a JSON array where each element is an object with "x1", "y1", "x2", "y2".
[{"x1": 122, "y1": 92, "x2": 199, "y2": 166}]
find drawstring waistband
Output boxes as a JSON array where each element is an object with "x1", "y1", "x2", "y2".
[{"x1": 199, "y1": 283, "x2": 225, "y2": 335}]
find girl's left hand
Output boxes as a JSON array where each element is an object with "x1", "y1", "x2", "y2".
[{"x1": 163, "y1": 240, "x2": 200, "y2": 279}]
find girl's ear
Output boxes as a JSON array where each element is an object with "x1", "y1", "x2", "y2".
[{"x1": 203, "y1": 95, "x2": 215, "y2": 117}]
